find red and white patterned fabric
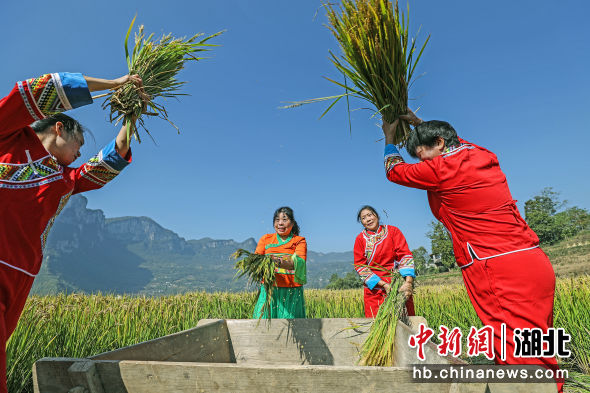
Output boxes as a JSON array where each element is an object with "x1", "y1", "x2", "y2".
[
  {"x1": 0, "y1": 73, "x2": 131, "y2": 393},
  {"x1": 353, "y1": 224, "x2": 415, "y2": 318}
]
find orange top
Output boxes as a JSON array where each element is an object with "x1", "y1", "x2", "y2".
[{"x1": 255, "y1": 233, "x2": 307, "y2": 287}]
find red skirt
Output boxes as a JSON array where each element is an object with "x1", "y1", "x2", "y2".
[
  {"x1": 461, "y1": 247, "x2": 563, "y2": 392},
  {"x1": 0, "y1": 265, "x2": 35, "y2": 393}
]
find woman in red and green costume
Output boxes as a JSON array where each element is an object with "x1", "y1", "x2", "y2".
[
  {"x1": 381, "y1": 110, "x2": 562, "y2": 392},
  {"x1": 253, "y1": 206, "x2": 307, "y2": 318}
]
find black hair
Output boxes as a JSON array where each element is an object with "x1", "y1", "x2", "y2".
[
  {"x1": 405, "y1": 120, "x2": 460, "y2": 158},
  {"x1": 357, "y1": 205, "x2": 380, "y2": 223},
  {"x1": 273, "y1": 206, "x2": 300, "y2": 236},
  {"x1": 31, "y1": 113, "x2": 86, "y2": 141}
]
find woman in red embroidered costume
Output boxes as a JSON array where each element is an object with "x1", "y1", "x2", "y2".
[
  {"x1": 353, "y1": 205, "x2": 415, "y2": 318},
  {"x1": 0, "y1": 72, "x2": 145, "y2": 393},
  {"x1": 381, "y1": 110, "x2": 562, "y2": 392}
]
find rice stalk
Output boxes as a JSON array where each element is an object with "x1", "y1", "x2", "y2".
[
  {"x1": 359, "y1": 272, "x2": 407, "y2": 366},
  {"x1": 102, "y1": 16, "x2": 223, "y2": 142},
  {"x1": 283, "y1": 0, "x2": 429, "y2": 146},
  {"x1": 6, "y1": 277, "x2": 590, "y2": 392},
  {"x1": 232, "y1": 249, "x2": 276, "y2": 320}
]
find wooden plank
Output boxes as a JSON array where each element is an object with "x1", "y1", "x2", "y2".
[
  {"x1": 68, "y1": 360, "x2": 105, "y2": 393},
  {"x1": 36, "y1": 357, "x2": 558, "y2": 393},
  {"x1": 33, "y1": 358, "x2": 78, "y2": 393},
  {"x1": 92, "y1": 319, "x2": 235, "y2": 363},
  {"x1": 199, "y1": 317, "x2": 464, "y2": 367},
  {"x1": 202, "y1": 318, "x2": 371, "y2": 366},
  {"x1": 449, "y1": 383, "x2": 489, "y2": 393},
  {"x1": 98, "y1": 361, "x2": 453, "y2": 393},
  {"x1": 487, "y1": 381, "x2": 557, "y2": 393}
]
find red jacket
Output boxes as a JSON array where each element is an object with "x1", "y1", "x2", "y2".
[
  {"x1": 384, "y1": 140, "x2": 539, "y2": 268},
  {"x1": 0, "y1": 73, "x2": 131, "y2": 277},
  {"x1": 353, "y1": 225, "x2": 415, "y2": 289}
]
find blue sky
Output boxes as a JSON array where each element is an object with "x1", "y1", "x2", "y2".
[{"x1": 2, "y1": 0, "x2": 588, "y2": 253}]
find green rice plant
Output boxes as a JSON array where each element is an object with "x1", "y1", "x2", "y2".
[
  {"x1": 414, "y1": 283, "x2": 480, "y2": 333},
  {"x1": 102, "y1": 16, "x2": 223, "y2": 142},
  {"x1": 359, "y1": 272, "x2": 407, "y2": 366},
  {"x1": 6, "y1": 277, "x2": 590, "y2": 393},
  {"x1": 564, "y1": 371, "x2": 590, "y2": 393},
  {"x1": 232, "y1": 249, "x2": 276, "y2": 320},
  {"x1": 7, "y1": 291, "x2": 257, "y2": 393},
  {"x1": 284, "y1": 0, "x2": 429, "y2": 145},
  {"x1": 306, "y1": 288, "x2": 364, "y2": 318},
  {"x1": 554, "y1": 276, "x2": 590, "y2": 374}
]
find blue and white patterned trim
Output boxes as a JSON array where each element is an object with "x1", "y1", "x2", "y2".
[
  {"x1": 100, "y1": 139, "x2": 131, "y2": 172},
  {"x1": 397, "y1": 255, "x2": 416, "y2": 278},
  {"x1": 80, "y1": 139, "x2": 130, "y2": 186},
  {"x1": 0, "y1": 154, "x2": 63, "y2": 189},
  {"x1": 384, "y1": 144, "x2": 404, "y2": 173},
  {"x1": 16, "y1": 72, "x2": 92, "y2": 120},
  {"x1": 52, "y1": 73, "x2": 72, "y2": 110},
  {"x1": 17, "y1": 80, "x2": 41, "y2": 121},
  {"x1": 0, "y1": 175, "x2": 63, "y2": 189}
]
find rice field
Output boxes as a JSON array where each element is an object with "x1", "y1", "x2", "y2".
[{"x1": 7, "y1": 276, "x2": 590, "y2": 393}]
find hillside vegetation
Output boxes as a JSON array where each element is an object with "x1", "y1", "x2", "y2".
[{"x1": 417, "y1": 230, "x2": 590, "y2": 287}]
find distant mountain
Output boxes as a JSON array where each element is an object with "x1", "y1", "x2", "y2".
[{"x1": 32, "y1": 195, "x2": 354, "y2": 295}]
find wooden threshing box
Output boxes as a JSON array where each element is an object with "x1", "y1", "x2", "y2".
[{"x1": 33, "y1": 317, "x2": 556, "y2": 393}]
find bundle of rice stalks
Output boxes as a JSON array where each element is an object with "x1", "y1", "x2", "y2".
[
  {"x1": 359, "y1": 272, "x2": 409, "y2": 366},
  {"x1": 285, "y1": 0, "x2": 429, "y2": 146},
  {"x1": 232, "y1": 249, "x2": 276, "y2": 320},
  {"x1": 102, "y1": 16, "x2": 223, "y2": 142}
]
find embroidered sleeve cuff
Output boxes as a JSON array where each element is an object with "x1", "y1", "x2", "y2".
[
  {"x1": 399, "y1": 267, "x2": 416, "y2": 278},
  {"x1": 292, "y1": 254, "x2": 307, "y2": 285},
  {"x1": 384, "y1": 144, "x2": 404, "y2": 173},
  {"x1": 58, "y1": 72, "x2": 92, "y2": 109},
  {"x1": 365, "y1": 274, "x2": 381, "y2": 290},
  {"x1": 101, "y1": 138, "x2": 132, "y2": 171}
]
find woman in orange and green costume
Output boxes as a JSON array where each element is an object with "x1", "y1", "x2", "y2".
[{"x1": 253, "y1": 206, "x2": 307, "y2": 318}]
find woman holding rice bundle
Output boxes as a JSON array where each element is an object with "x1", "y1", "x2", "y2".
[
  {"x1": 0, "y1": 70, "x2": 146, "y2": 393},
  {"x1": 381, "y1": 110, "x2": 562, "y2": 392},
  {"x1": 353, "y1": 205, "x2": 415, "y2": 318},
  {"x1": 253, "y1": 207, "x2": 307, "y2": 318}
]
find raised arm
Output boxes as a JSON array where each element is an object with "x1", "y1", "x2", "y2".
[
  {"x1": 382, "y1": 119, "x2": 441, "y2": 191},
  {"x1": 0, "y1": 72, "x2": 142, "y2": 138},
  {"x1": 0, "y1": 72, "x2": 92, "y2": 136},
  {"x1": 84, "y1": 74, "x2": 142, "y2": 92}
]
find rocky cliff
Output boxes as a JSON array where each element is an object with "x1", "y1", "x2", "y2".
[{"x1": 32, "y1": 195, "x2": 353, "y2": 295}]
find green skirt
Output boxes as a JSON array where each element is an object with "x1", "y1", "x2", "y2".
[{"x1": 253, "y1": 285, "x2": 306, "y2": 319}]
